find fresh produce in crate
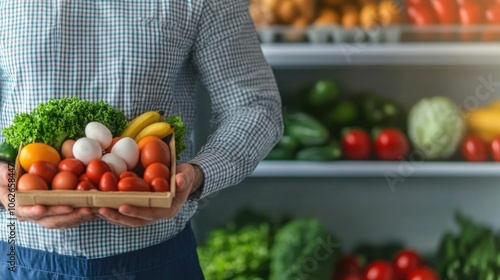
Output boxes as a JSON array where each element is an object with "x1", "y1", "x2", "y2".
[{"x1": 4, "y1": 98, "x2": 186, "y2": 209}]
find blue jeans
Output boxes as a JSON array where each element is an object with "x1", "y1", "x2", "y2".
[{"x1": 0, "y1": 224, "x2": 204, "y2": 279}]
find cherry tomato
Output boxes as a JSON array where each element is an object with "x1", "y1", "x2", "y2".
[
  {"x1": 335, "y1": 255, "x2": 362, "y2": 278},
  {"x1": 461, "y1": 135, "x2": 488, "y2": 161},
  {"x1": 490, "y1": 137, "x2": 500, "y2": 161},
  {"x1": 143, "y1": 163, "x2": 171, "y2": 184},
  {"x1": 51, "y1": 171, "x2": 79, "y2": 190},
  {"x1": 375, "y1": 129, "x2": 409, "y2": 161},
  {"x1": 86, "y1": 159, "x2": 111, "y2": 185},
  {"x1": 99, "y1": 171, "x2": 118, "y2": 192},
  {"x1": 58, "y1": 158, "x2": 84, "y2": 176},
  {"x1": 393, "y1": 250, "x2": 424, "y2": 279},
  {"x1": 407, "y1": 267, "x2": 439, "y2": 280},
  {"x1": 118, "y1": 177, "x2": 151, "y2": 192},
  {"x1": 119, "y1": 171, "x2": 139, "y2": 179},
  {"x1": 151, "y1": 177, "x2": 170, "y2": 192},
  {"x1": 17, "y1": 174, "x2": 49, "y2": 191},
  {"x1": 76, "y1": 181, "x2": 97, "y2": 191},
  {"x1": 140, "y1": 140, "x2": 171, "y2": 169},
  {"x1": 363, "y1": 261, "x2": 395, "y2": 280},
  {"x1": 28, "y1": 161, "x2": 58, "y2": 185},
  {"x1": 342, "y1": 129, "x2": 372, "y2": 160}
]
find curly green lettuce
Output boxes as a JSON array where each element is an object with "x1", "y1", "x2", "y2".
[
  {"x1": 166, "y1": 115, "x2": 186, "y2": 160},
  {"x1": 2, "y1": 97, "x2": 127, "y2": 151}
]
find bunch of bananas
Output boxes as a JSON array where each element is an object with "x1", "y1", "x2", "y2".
[{"x1": 120, "y1": 111, "x2": 175, "y2": 142}]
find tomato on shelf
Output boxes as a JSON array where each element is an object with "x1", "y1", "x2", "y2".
[
  {"x1": 490, "y1": 137, "x2": 500, "y2": 161},
  {"x1": 393, "y1": 250, "x2": 424, "y2": 279},
  {"x1": 461, "y1": 135, "x2": 489, "y2": 162},
  {"x1": 374, "y1": 128, "x2": 410, "y2": 161},
  {"x1": 407, "y1": 267, "x2": 439, "y2": 280},
  {"x1": 363, "y1": 260, "x2": 395, "y2": 280},
  {"x1": 342, "y1": 129, "x2": 372, "y2": 160},
  {"x1": 431, "y1": 0, "x2": 459, "y2": 24}
]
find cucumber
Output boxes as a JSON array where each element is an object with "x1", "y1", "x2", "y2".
[
  {"x1": 285, "y1": 112, "x2": 329, "y2": 146},
  {"x1": 296, "y1": 142, "x2": 341, "y2": 161}
]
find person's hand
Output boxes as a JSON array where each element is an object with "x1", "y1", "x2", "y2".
[
  {"x1": 0, "y1": 162, "x2": 95, "y2": 230},
  {"x1": 97, "y1": 163, "x2": 203, "y2": 227}
]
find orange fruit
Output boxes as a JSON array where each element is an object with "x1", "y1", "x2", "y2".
[
  {"x1": 19, "y1": 143, "x2": 61, "y2": 172},
  {"x1": 137, "y1": 135, "x2": 163, "y2": 151}
]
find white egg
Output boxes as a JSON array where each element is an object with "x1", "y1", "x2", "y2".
[
  {"x1": 85, "y1": 122, "x2": 113, "y2": 149},
  {"x1": 72, "y1": 137, "x2": 102, "y2": 165},
  {"x1": 101, "y1": 153, "x2": 128, "y2": 177},
  {"x1": 111, "y1": 137, "x2": 139, "y2": 170}
]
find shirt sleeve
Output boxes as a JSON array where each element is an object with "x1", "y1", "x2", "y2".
[{"x1": 188, "y1": 0, "x2": 284, "y2": 200}]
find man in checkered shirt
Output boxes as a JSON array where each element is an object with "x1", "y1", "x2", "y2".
[{"x1": 0, "y1": 0, "x2": 283, "y2": 279}]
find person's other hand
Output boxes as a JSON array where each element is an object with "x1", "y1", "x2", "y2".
[
  {"x1": 0, "y1": 162, "x2": 95, "y2": 230},
  {"x1": 97, "y1": 163, "x2": 203, "y2": 227}
]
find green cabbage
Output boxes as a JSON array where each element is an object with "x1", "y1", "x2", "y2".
[{"x1": 408, "y1": 96, "x2": 465, "y2": 159}]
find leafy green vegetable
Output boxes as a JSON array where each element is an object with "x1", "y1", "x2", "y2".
[
  {"x1": 166, "y1": 115, "x2": 186, "y2": 160},
  {"x1": 2, "y1": 97, "x2": 127, "y2": 150},
  {"x1": 197, "y1": 224, "x2": 272, "y2": 280},
  {"x1": 407, "y1": 96, "x2": 465, "y2": 160},
  {"x1": 437, "y1": 212, "x2": 500, "y2": 280},
  {"x1": 269, "y1": 218, "x2": 341, "y2": 280}
]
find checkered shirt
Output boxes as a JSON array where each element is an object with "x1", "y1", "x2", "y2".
[{"x1": 0, "y1": 0, "x2": 283, "y2": 258}]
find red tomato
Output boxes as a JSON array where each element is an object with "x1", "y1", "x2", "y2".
[
  {"x1": 407, "y1": 3, "x2": 438, "y2": 41},
  {"x1": 140, "y1": 140, "x2": 171, "y2": 169},
  {"x1": 58, "y1": 158, "x2": 84, "y2": 176},
  {"x1": 118, "y1": 177, "x2": 151, "y2": 192},
  {"x1": 76, "y1": 181, "x2": 97, "y2": 191},
  {"x1": 461, "y1": 136, "x2": 488, "y2": 161},
  {"x1": 342, "y1": 129, "x2": 372, "y2": 160},
  {"x1": 483, "y1": 4, "x2": 500, "y2": 41},
  {"x1": 17, "y1": 174, "x2": 49, "y2": 191},
  {"x1": 80, "y1": 173, "x2": 90, "y2": 182},
  {"x1": 407, "y1": 2, "x2": 436, "y2": 25},
  {"x1": 375, "y1": 129, "x2": 409, "y2": 161},
  {"x1": 119, "y1": 171, "x2": 139, "y2": 179},
  {"x1": 99, "y1": 171, "x2": 118, "y2": 192},
  {"x1": 143, "y1": 163, "x2": 171, "y2": 184},
  {"x1": 363, "y1": 261, "x2": 395, "y2": 280},
  {"x1": 459, "y1": 3, "x2": 484, "y2": 41},
  {"x1": 335, "y1": 255, "x2": 362, "y2": 278},
  {"x1": 151, "y1": 177, "x2": 170, "y2": 192},
  {"x1": 28, "y1": 161, "x2": 58, "y2": 185},
  {"x1": 51, "y1": 171, "x2": 79, "y2": 190},
  {"x1": 431, "y1": 0, "x2": 459, "y2": 24},
  {"x1": 407, "y1": 267, "x2": 439, "y2": 280},
  {"x1": 487, "y1": 4, "x2": 500, "y2": 23},
  {"x1": 393, "y1": 250, "x2": 424, "y2": 279},
  {"x1": 490, "y1": 137, "x2": 500, "y2": 161},
  {"x1": 86, "y1": 159, "x2": 111, "y2": 185}
]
